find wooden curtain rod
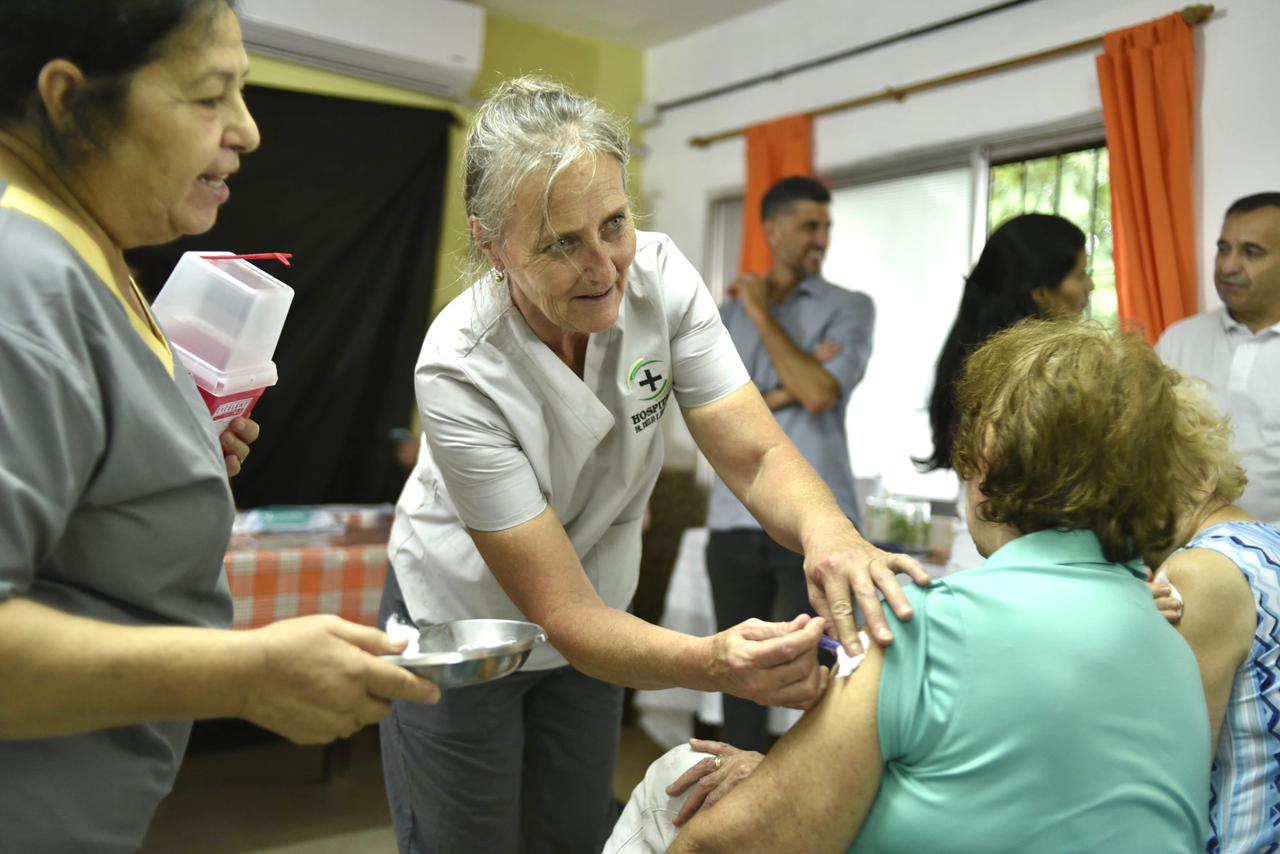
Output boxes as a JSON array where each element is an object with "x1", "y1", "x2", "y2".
[{"x1": 688, "y1": 4, "x2": 1215, "y2": 148}]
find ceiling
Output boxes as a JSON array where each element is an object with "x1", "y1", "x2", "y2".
[{"x1": 467, "y1": 0, "x2": 785, "y2": 48}]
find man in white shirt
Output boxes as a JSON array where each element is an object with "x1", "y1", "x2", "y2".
[{"x1": 1157, "y1": 193, "x2": 1280, "y2": 523}]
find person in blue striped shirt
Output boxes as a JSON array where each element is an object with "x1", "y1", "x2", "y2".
[{"x1": 1155, "y1": 376, "x2": 1280, "y2": 854}]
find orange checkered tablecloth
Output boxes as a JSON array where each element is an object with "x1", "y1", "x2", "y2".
[{"x1": 223, "y1": 521, "x2": 391, "y2": 630}]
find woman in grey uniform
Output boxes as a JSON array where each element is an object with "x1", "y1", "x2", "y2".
[
  {"x1": 0, "y1": 3, "x2": 439, "y2": 852},
  {"x1": 381, "y1": 76, "x2": 930, "y2": 853}
]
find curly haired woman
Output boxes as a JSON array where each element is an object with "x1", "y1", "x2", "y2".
[{"x1": 632, "y1": 321, "x2": 1213, "y2": 853}]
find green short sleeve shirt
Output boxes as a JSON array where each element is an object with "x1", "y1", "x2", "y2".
[{"x1": 852, "y1": 529, "x2": 1210, "y2": 853}]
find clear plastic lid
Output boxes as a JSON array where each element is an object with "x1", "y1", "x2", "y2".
[
  {"x1": 152, "y1": 251, "x2": 295, "y2": 377},
  {"x1": 171, "y1": 341, "x2": 278, "y2": 396}
]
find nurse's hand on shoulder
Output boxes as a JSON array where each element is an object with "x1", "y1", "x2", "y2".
[
  {"x1": 220, "y1": 416, "x2": 260, "y2": 478},
  {"x1": 709, "y1": 614, "x2": 829, "y2": 710},
  {"x1": 236, "y1": 615, "x2": 440, "y2": 745},
  {"x1": 805, "y1": 531, "x2": 931, "y2": 656}
]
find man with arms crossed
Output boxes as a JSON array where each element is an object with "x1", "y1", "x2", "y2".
[{"x1": 706, "y1": 176, "x2": 874, "y2": 752}]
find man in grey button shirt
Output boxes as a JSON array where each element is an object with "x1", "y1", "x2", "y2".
[
  {"x1": 1157, "y1": 193, "x2": 1280, "y2": 523},
  {"x1": 706, "y1": 176, "x2": 874, "y2": 751}
]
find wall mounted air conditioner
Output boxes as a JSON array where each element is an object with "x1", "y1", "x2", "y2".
[{"x1": 238, "y1": 0, "x2": 485, "y2": 101}]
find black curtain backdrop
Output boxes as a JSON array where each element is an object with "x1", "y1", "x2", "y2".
[{"x1": 129, "y1": 85, "x2": 451, "y2": 507}]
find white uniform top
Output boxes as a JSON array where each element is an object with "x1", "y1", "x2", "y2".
[
  {"x1": 391, "y1": 231, "x2": 751, "y2": 670},
  {"x1": 1157, "y1": 308, "x2": 1280, "y2": 524}
]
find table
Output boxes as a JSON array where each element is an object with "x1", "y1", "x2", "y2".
[
  {"x1": 222, "y1": 506, "x2": 394, "y2": 780},
  {"x1": 223, "y1": 507, "x2": 392, "y2": 630}
]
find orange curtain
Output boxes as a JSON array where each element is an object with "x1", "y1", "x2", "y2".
[
  {"x1": 1096, "y1": 13, "x2": 1198, "y2": 344},
  {"x1": 739, "y1": 114, "x2": 814, "y2": 276}
]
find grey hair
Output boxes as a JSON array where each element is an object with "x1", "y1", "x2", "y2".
[{"x1": 463, "y1": 75, "x2": 631, "y2": 286}]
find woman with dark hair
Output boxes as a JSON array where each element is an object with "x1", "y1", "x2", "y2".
[
  {"x1": 919, "y1": 213, "x2": 1093, "y2": 574},
  {"x1": 0, "y1": 3, "x2": 438, "y2": 850}
]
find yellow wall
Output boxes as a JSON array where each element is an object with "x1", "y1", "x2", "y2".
[
  {"x1": 245, "y1": 12, "x2": 645, "y2": 317},
  {"x1": 476, "y1": 15, "x2": 646, "y2": 217},
  {"x1": 475, "y1": 15, "x2": 645, "y2": 135}
]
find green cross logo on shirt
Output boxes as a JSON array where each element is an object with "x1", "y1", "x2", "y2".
[{"x1": 627, "y1": 357, "x2": 671, "y2": 402}]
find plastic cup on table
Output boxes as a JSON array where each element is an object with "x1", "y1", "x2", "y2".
[{"x1": 152, "y1": 251, "x2": 295, "y2": 436}]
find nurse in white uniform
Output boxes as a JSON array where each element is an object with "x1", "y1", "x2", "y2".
[{"x1": 379, "y1": 76, "x2": 929, "y2": 854}]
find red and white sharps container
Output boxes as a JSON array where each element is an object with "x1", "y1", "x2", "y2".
[{"x1": 152, "y1": 251, "x2": 295, "y2": 435}]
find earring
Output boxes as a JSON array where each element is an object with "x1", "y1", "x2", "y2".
[{"x1": 493, "y1": 268, "x2": 506, "y2": 284}]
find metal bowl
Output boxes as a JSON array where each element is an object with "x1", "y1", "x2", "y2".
[{"x1": 382, "y1": 619, "x2": 547, "y2": 690}]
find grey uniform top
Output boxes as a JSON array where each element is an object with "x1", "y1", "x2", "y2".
[
  {"x1": 0, "y1": 182, "x2": 234, "y2": 854},
  {"x1": 392, "y1": 231, "x2": 751, "y2": 670},
  {"x1": 707, "y1": 275, "x2": 874, "y2": 530}
]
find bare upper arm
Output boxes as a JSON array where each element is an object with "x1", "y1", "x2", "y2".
[
  {"x1": 671, "y1": 645, "x2": 886, "y2": 853},
  {"x1": 681, "y1": 383, "x2": 788, "y2": 494},
  {"x1": 762, "y1": 386, "x2": 798, "y2": 412},
  {"x1": 466, "y1": 505, "x2": 601, "y2": 628},
  {"x1": 1160, "y1": 548, "x2": 1255, "y2": 745}
]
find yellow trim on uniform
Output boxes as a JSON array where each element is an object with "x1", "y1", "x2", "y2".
[{"x1": 0, "y1": 184, "x2": 175, "y2": 378}]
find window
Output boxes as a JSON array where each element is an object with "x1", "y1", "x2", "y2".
[
  {"x1": 703, "y1": 195, "x2": 744, "y2": 302},
  {"x1": 824, "y1": 167, "x2": 973, "y2": 502},
  {"x1": 988, "y1": 145, "x2": 1116, "y2": 327},
  {"x1": 693, "y1": 128, "x2": 1111, "y2": 506}
]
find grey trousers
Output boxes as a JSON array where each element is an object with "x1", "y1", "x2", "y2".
[
  {"x1": 379, "y1": 570, "x2": 624, "y2": 854},
  {"x1": 705, "y1": 529, "x2": 814, "y2": 753}
]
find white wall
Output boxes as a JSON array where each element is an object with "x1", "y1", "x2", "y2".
[{"x1": 643, "y1": 0, "x2": 1280, "y2": 465}]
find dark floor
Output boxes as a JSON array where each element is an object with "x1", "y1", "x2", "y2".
[{"x1": 141, "y1": 719, "x2": 667, "y2": 853}]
